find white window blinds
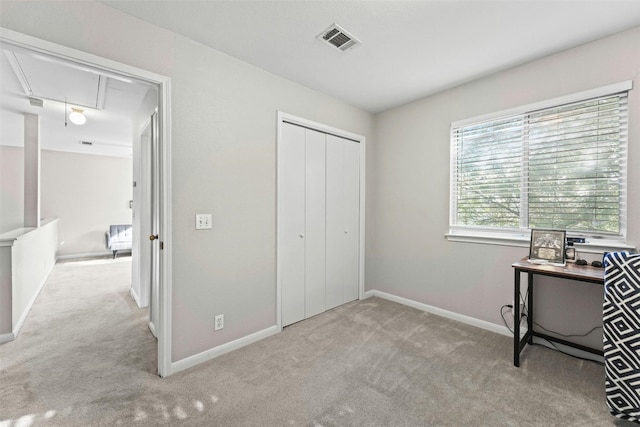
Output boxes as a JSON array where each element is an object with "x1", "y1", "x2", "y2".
[{"x1": 451, "y1": 89, "x2": 628, "y2": 237}]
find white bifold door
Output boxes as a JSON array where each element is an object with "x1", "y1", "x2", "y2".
[{"x1": 280, "y1": 122, "x2": 360, "y2": 327}]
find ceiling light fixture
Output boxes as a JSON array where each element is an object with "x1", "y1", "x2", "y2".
[{"x1": 69, "y1": 107, "x2": 86, "y2": 125}]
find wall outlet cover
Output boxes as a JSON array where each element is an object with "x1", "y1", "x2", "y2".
[
  {"x1": 214, "y1": 314, "x2": 224, "y2": 331},
  {"x1": 196, "y1": 213, "x2": 212, "y2": 230}
]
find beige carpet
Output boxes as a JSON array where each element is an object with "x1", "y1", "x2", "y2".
[{"x1": 0, "y1": 257, "x2": 632, "y2": 426}]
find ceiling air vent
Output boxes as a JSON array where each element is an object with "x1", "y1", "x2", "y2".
[
  {"x1": 29, "y1": 97, "x2": 44, "y2": 108},
  {"x1": 318, "y1": 23, "x2": 361, "y2": 52}
]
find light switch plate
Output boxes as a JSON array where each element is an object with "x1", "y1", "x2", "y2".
[{"x1": 195, "y1": 213, "x2": 212, "y2": 229}]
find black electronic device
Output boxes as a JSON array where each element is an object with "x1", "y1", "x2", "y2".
[
  {"x1": 592, "y1": 261, "x2": 603, "y2": 268},
  {"x1": 576, "y1": 259, "x2": 588, "y2": 266},
  {"x1": 567, "y1": 237, "x2": 586, "y2": 244}
]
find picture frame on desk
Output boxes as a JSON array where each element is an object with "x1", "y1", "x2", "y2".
[
  {"x1": 529, "y1": 229, "x2": 566, "y2": 264},
  {"x1": 565, "y1": 246, "x2": 576, "y2": 262}
]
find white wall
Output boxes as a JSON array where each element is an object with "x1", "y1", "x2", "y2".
[
  {"x1": 0, "y1": 1, "x2": 375, "y2": 363},
  {"x1": 40, "y1": 150, "x2": 132, "y2": 257},
  {"x1": 0, "y1": 146, "x2": 24, "y2": 233},
  {"x1": 371, "y1": 27, "x2": 640, "y2": 350}
]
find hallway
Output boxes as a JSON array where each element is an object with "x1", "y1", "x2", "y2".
[{"x1": 0, "y1": 257, "x2": 157, "y2": 424}]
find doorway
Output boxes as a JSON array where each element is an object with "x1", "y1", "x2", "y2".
[{"x1": 0, "y1": 28, "x2": 172, "y2": 377}]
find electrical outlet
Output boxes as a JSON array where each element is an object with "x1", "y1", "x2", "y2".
[{"x1": 214, "y1": 314, "x2": 224, "y2": 331}]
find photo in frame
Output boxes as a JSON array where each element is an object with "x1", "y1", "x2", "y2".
[
  {"x1": 529, "y1": 229, "x2": 566, "y2": 264},
  {"x1": 565, "y1": 246, "x2": 576, "y2": 262}
]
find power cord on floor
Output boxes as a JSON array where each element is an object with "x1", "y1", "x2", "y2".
[
  {"x1": 500, "y1": 304, "x2": 515, "y2": 334},
  {"x1": 528, "y1": 339, "x2": 604, "y2": 366},
  {"x1": 500, "y1": 288, "x2": 529, "y2": 334},
  {"x1": 501, "y1": 287, "x2": 601, "y2": 338},
  {"x1": 499, "y1": 294, "x2": 604, "y2": 366},
  {"x1": 533, "y1": 320, "x2": 602, "y2": 338}
]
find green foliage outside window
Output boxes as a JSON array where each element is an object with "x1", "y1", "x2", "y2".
[{"x1": 452, "y1": 93, "x2": 626, "y2": 236}]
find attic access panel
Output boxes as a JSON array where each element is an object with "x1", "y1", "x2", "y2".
[
  {"x1": 4, "y1": 46, "x2": 153, "y2": 118},
  {"x1": 5, "y1": 49, "x2": 106, "y2": 109}
]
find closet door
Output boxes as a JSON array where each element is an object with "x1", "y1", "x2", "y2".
[
  {"x1": 304, "y1": 129, "x2": 326, "y2": 319},
  {"x1": 326, "y1": 135, "x2": 360, "y2": 310},
  {"x1": 280, "y1": 119, "x2": 360, "y2": 326},
  {"x1": 280, "y1": 123, "x2": 306, "y2": 326},
  {"x1": 342, "y1": 139, "x2": 360, "y2": 303}
]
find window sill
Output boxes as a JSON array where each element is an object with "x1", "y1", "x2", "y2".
[{"x1": 445, "y1": 231, "x2": 636, "y2": 254}]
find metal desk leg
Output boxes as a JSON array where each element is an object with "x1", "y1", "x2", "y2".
[
  {"x1": 514, "y1": 268, "x2": 521, "y2": 367},
  {"x1": 527, "y1": 272, "x2": 534, "y2": 344}
]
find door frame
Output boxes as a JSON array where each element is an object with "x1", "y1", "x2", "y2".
[
  {"x1": 149, "y1": 111, "x2": 161, "y2": 338},
  {"x1": 136, "y1": 116, "x2": 154, "y2": 310},
  {"x1": 136, "y1": 113, "x2": 159, "y2": 336},
  {"x1": 276, "y1": 111, "x2": 366, "y2": 330},
  {"x1": 0, "y1": 28, "x2": 173, "y2": 377}
]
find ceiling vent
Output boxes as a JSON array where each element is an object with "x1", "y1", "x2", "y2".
[
  {"x1": 317, "y1": 23, "x2": 361, "y2": 52},
  {"x1": 29, "y1": 97, "x2": 44, "y2": 108}
]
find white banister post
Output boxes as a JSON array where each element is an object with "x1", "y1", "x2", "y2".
[{"x1": 24, "y1": 113, "x2": 40, "y2": 228}]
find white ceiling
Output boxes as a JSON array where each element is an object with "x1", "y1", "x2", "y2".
[
  {"x1": 2, "y1": 1, "x2": 640, "y2": 158},
  {"x1": 0, "y1": 43, "x2": 152, "y2": 158},
  {"x1": 100, "y1": 0, "x2": 640, "y2": 113}
]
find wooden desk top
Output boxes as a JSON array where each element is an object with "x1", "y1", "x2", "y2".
[{"x1": 512, "y1": 257, "x2": 604, "y2": 284}]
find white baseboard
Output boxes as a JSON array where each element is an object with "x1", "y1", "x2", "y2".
[
  {"x1": 364, "y1": 290, "x2": 604, "y2": 363},
  {"x1": 12, "y1": 262, "x2": 55, "y2": 339},
  {"x1": 129, "y1": 287, "x2": 142, "y2": 308},
  {"x1": 56, "y1": 251, "x2": 118, "y2": 260},
  {"x1": 0, "y1": 332, "x2": 15, "y2": 345},
  {"x1": 364, "y1": 290, "x2": 514, "y2": 338},
  {"x1": 148, "y1": 321, "x2": 157, "y2": 339},
  {"x1": 169, "y1": 325, "x2": 279, "y2": 376}
]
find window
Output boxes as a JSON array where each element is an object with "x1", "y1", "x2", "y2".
[{"x1": 450, "y1": 83, "x2": 630, "y2": 239}]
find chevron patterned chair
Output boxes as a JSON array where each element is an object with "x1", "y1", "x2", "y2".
[{"x1": 604, "y1": 251, "x2": 640, "y2": 423}]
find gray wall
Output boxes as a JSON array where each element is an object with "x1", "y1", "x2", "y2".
[
  {"x1": 370, "y1": 27, "x2": 640, "y2": 350},
  {"x1": 0, "y1": 146, "x2": 24, "y2": 233},
  {"x1": 40, "y1": 150, "x2": 133, "y2": 257},
  {"x1": 0, "y1": 1, "x2": 375, "y2": 363},
  {"x1": 0, "y1": 146, "x2": 133, "y2": 259}
]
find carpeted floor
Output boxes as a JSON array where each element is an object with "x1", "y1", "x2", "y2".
[{"x1": 0, "y1": 257, "x2": 633, "y2": 426}]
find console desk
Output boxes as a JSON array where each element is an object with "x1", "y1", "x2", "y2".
[{"x1": 512, "y1": 258, "x2": 604, "y2": 367}]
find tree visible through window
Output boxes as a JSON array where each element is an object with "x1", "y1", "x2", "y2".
[{"x1": 451, "y1": 91, "x2": 628, "y2": 237}]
